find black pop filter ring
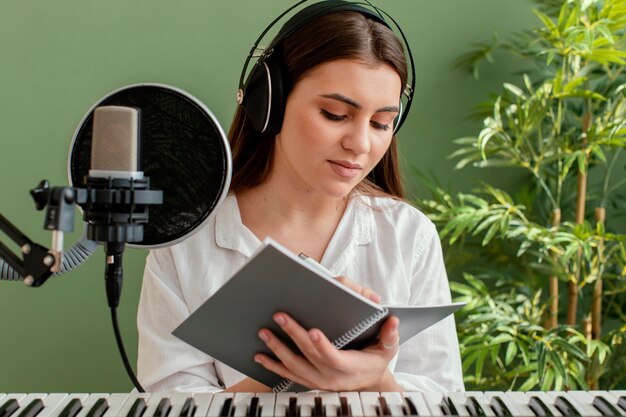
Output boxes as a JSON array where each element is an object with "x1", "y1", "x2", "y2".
[{"x1": 68, "y1": 83, "x2": 232, "y2": 249}]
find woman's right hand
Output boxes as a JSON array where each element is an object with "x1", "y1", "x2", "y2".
[{"x1": 334, "y1": 276, "x2": 381, "y2": 303}]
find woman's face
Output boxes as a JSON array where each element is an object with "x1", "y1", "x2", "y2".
[{"x1": 273, "y1": 59, "x2": 402, "y2": 199}]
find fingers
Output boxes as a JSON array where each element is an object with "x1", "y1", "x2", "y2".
[
  {"x1": 377, "y1": 316, "x2": 400, "y2": 353},
  {"x1": 335, "y1": 276, "x2": 381, "y2": 303},
  {"x1": 256, "y1": 314, "x2": 322, "y2": 374}
]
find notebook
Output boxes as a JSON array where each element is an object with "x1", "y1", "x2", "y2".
[{"x1": 172, "y1": 237, "x2": 465, "y2": 392}]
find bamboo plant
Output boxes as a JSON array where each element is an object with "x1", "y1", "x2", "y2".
[{"x1": 417, "y1": 0, "x2": 626, "y2": 390}]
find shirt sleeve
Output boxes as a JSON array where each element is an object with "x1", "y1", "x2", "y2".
[
  {"x1": 393, "y1": 220, "x2": 465, "y2": 392},
  {"x1": 137, "y1": 247, "x2": 224, "y2": 392}
]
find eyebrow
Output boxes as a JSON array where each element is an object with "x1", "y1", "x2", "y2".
[{"x1": 320, "y1": 93, "x2": 400, "y2": 113}]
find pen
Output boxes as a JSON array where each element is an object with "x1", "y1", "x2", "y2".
[{"x1": 298, "y1": 252, "x2": 335, "y2": 277}]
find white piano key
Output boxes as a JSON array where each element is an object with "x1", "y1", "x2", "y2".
[
  {"x1": 115, "y1": 392, "x2": 151, "y2": 417},
  {"x1": 0, "y1": 393, "x2": 27, "y2": 417},
  {"x1": 380, "y1": 392, "x2": 407, "y2": 416},
  {"x1": 233, "y1": 392, "x2": 255, "y2": 417},
  {"x1": 420, "y1": 392, "x2": 447, "y2": 416},
  {"x1": 274, "y1": 392, "x2": 296, "y2": 417},
  {"x1": 359, "y1": 392, "x2": 381, "y2": 416},
  {"x1": 45, "y1": 394, "x2": 89, "y2": 417},
  {"x1": 35, "y1": 393, "x2": 69, "y2": 417},
  {"x1": 484, "y1": 391, "x2": 533, "y2": 416},
  {"x1": 164, "y1": 392, "x2": 193, "y2": 417},
  {"x1": 103, "y1": 393, "x2": 140, "y2": 417},
  {"x1": 548, "y1": 391, "x2": 602, "y2": 417},
  {"x1": 339, "y1": 391, "x2": 363, "y2": 417},
  {"x1": 446, "y1": 391, "x2": 472, "y2": 416},
  {"x1": 315, "y1": 392, "x2": 340, "y2": 417},
  {"x1": 15, "y1": 393, "x2": 47, "y2": 417},
  {"x1": 256, "y1": 392, "x2": 277, "y2": 417},
  {"x1": 401, "y1": 392, "x2": 431, "y2": 416},
  {"x1": 207, "y1": 392, "x2": 234, "y2": 417},
  {"x1": 144, "y1": 392, "x2": 172, "y2": 417},
  {"x1": 589, "y1": 390, "x2": 626, "y2": 416},
  {"x1": 464, "y1": 391, "x2": 496, "y2": 417},
  {"x1": 526, "y1": 391, "x2": 563, "y2": 416},
  {"x1": 192, "y1": 392, "x2": 215, "y2": 417},
  {"x1": 74, "y1": 393, "x2": 110, "y2": 417},
  {"x1": 295, "y1": 392, "x2": 318, "y2": 417}
]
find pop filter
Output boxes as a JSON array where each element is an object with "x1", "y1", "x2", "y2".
[{"x1": 68, "y1": 84, "x2": 232, "y2": 248}]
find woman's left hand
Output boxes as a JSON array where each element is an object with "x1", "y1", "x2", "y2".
[{"x1": 254, "y1": 312, "x2": 402, "y2": 392}]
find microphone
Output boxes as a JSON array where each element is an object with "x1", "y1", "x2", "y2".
[{"x1": 77, "y1": 105, "x2": 162, "y2": 308}]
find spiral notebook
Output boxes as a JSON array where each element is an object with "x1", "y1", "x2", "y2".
[{"x1": 172, "y1": 237, "x2": 464, "y2": 392}]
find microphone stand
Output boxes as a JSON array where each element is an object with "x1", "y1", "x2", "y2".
[
  {"x1": 0, "y1": 178, "x2": 162, "y2": 393},
  {"x1": 0, "y1": 181, "x2": 76, "y2": 287}
]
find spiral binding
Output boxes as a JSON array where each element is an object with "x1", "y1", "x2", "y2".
[{"x1": 271, "y1": 307, "x2": 390, "y2": 392}]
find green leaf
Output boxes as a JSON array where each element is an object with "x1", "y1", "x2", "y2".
[
  {"x1": 533, "y1": 9, "x2": 559, "y2": 37},
  {"x1": 590, "y1": 145, "x2": 607, "y2": 163},
  {"x1": 549, "y1": 349, "x2": 568, "y2": 381},
  {"x1": 577, "y1": 152, "x2": 587, "y2": 173},
  {"x1": 504, "y1": 83, "x2": 526, "y2": 98},
  {"x1": 505, "y1": 341, "x2": 518, "y2": 365}
]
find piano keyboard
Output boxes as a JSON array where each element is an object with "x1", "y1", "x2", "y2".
[{"x1": 1, "y1": 391, "x2": 625, "y2": 417}]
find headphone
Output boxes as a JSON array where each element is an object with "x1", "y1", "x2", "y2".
[{"x1": 236, "y1": 0, "x2": 415, "y2": 137}]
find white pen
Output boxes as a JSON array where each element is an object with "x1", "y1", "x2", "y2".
[{"x1": 298, "y1": 252, "x2": 335, "y2": 277}]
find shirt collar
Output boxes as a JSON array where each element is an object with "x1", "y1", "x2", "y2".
[
  {"x1": 214, "y1": 194, "x2": 261, "y2": 257},
  {"x1": 214, "y1": 193, "x2": 376, "y2": 258}
]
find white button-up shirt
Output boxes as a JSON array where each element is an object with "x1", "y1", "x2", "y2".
[{"x1": 137, "y1": 193, "x2": 464, "y2": 392}]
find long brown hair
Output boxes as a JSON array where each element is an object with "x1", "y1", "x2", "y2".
[{"x1": 228, "y1": 9, "x2": 408, "y2": 198}]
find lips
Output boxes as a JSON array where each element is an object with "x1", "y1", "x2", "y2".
[{"x1": 328, "y1": 160, "x2": 362, "y2": 178}]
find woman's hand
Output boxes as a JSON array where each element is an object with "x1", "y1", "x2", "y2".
[
  {"x1": 254, "y1": 312, "x2": 402, "y2": 392},
  {"x1": 335, "y1": 276, "x2": 382, "y2": 303}
]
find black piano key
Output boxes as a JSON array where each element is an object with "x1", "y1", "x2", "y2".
[
  {"x1": 440, "y1": 397, "x2": 459, "y2": 416},
  {"x1": 593, "y1": 396, "x2": 621, "y2": 417},
  {"x1": 86, "y1": 398, "x2": 109, "y2": 417},
  {"x1": 618, "y1": 397, "x2": 626, "y2": 412},
  {"x1": 0, "y1": 399, "x2": 20, "y2": 417},
  {"x1": 528, "y1": 396, "x2": 553, "y2": 417},
  {"x1": 179, "y1": 398, "x2": 196, "y2": 417},
  {"x1": 339, "y1": 397, "x2": 351, "y2": 417},
  {"x1": 127, "y1": 398, "x2": 147, "y2": 417},
  {"x1": 58, "y1": 399, "x2": 83, "y2": 417},
  {"x1": 154, "y1": 398, "x2": 172, "y2": 417},
  {"x1": 287, "y1": 397, "x2": 298, "y2": 417},
  {"x1": 466, "y1": 397, "x2": 486, "y2": 416},
  {"x1": 16, "y1": 399, "x2": 44, "y2": 417},
  {"x1": 378, "y1": 397, "x2": 392, "y2": 416},
  {"x1": 404, "y1": 398, "x2": 418, "y2": 416},
  {"x1": 247, "y1": 397, "x2": 260, "y2": 417},
  {"x1": 220, "y1": 398, "x2": 233, "y2": 417},
  {"x1": 313, "y1": 397, "x2": 324, "y2": 417},
  {"x1": 490, "y1": 397, "x2": 512, "y2": 417},
  {"x1": 554, "y1": 396, "x2": 581, "y2": 416}
]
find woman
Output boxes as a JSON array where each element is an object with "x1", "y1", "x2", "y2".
[{"x1": 137, "y1": 1, "x2": 464, "y2": 393}]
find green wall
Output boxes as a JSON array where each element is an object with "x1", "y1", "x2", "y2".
[{"x1": 0, "y1": 1, "x2": 536, "y2": 392}]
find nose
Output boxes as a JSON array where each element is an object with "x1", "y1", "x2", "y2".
[{"x1": 341, "y1": 119, "x2": 371, "y2": 154}]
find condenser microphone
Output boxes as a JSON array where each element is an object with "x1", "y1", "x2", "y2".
[
  {"x1": 90, "y1": 106, "x2": 143, "y2": 180},
  {"x1": 77, "y1": 104, "x2": 163, "y2": 308}
]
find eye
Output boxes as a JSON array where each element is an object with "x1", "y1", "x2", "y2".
[
  {"x1": 320, "y1": 109, "x2": 346, "y2": 122},
  {"x1": 371, "y1": 120, "x2": 391, "y2": 132}
]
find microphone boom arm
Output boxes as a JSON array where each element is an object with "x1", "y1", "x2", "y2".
[{"x1": 0, "y1": 181, "x2": 77, "y2": 287}]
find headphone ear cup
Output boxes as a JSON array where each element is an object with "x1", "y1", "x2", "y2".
[{"x1": 242, "y1": 57, "x2": 286, "y2": 135}]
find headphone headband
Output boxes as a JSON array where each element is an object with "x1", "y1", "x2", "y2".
[{"x1": 237, "y1": 0, "x2": 415, "y2": 135}]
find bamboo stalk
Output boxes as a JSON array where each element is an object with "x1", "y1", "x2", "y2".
[
  {"x1": 592, "y1": 207, "x2": 606, "y2": 340},
  {"x1": 548, "y1": 208, "x2": 561, "y2": 329},
  {"x1": 567, "y1": 112, "x2": 591, "y2": 326}
]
